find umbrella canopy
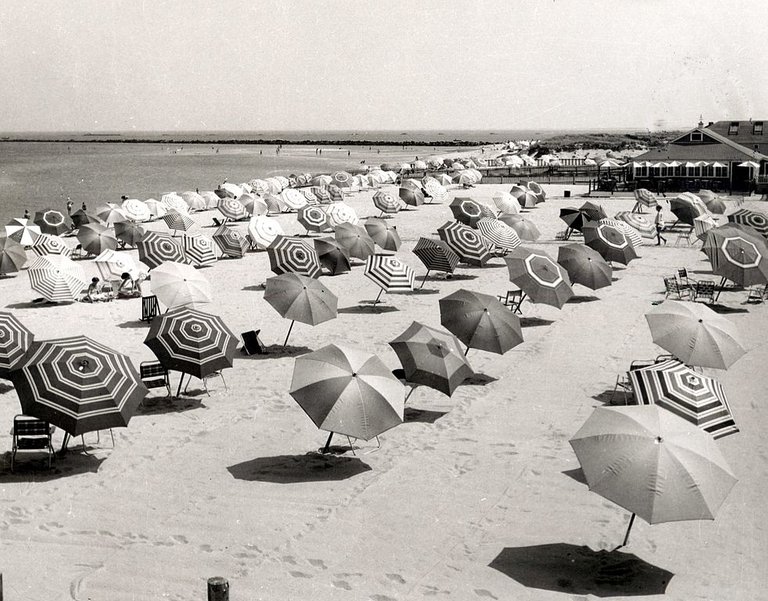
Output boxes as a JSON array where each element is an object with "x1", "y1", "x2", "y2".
[
  {"x1": 0, "y1": 235, "x2": 29, "y2": 275},
  {"x1": 267, "y1": 236, "x2": 322, "y2": 278},
  {"x1": 151, "y1": 261, "x2": 212, "y2": 308},
  {"x1": 77, "y1": 222, "x2": 118, "y2": 256},
  {"x1": 265, "y1": 273, "x2": 338, "y2": 326},
  {"x1": 93, "y1": 249, "x2": 139, "y2": 281},
  {"x1": 614, "y1": 211, "x2": 656, "y2": 239},
  {"x1": 493, "y1": 191, "x2": 521, "y2": 215},
  {"x1": 364, "y1": 218, "x2": 402, "y2": 252},
  {"x1": 671, "y1": 194, "x2": 708, "y2": 226},
  {"x1": 33, "y1": 209, "x2": 69, "y2": 235},
  {"x1": 10, "y1": 336, "x2": 147, "y2": 436},
  {"x1": 645, "y1": 300, "x2": 746, "y2": 369},
  {"x1": 509, "y1": 185, "x2": 538, "y2": 209},
  {"x1": 181, "y1": 234, "x2": 217, "y2": 267},
  {"x1": 218, "y1": 183, "x2": 244, "y2": 199},
  {"x1": 423, "y1": 179, "x2": 447, "y2": 203},
  {"x1": 162, "y1": 209, "x2": 196, "y2": 234},
  {"x1": 300, "y1": 188, "x2": 319, "y2": 205},
  {"x1": 327, "y1": 202, "x2": 360, "y2": 227},
  {"x1": 557, "y1": 243, "x2": 612, "y2": 290},
  {"x1": 703, "y1": 225, "x2": 768, "y2": 287},
  {"x1": 629, "y1": 359, "x2": 738, "y2": 439},
  {"x1": 390, "y1": 321, "x2": 474, "y2": 396},
  {"x1": 298, "y1": 205, "x2": 331, "y2": 233},
  {"x1": 179, "y1": 191, "x2": 207, "y2": 212},
  {"x1": 364, "y1": 254, "x2": 415, "y2": 293},
  {"x1": 279, "y1": 188, "x2": 308, "y2": 211},
  {"x1": 145, "y1": 307, "x2": 237, "y2": 380},
  {"x1": 248, "y1": 215, "x2": 284, "y2": 250},
  {"x1": 450, "y1": 197, "x2": 485, "y2": 227},
  {"x1": 314, "y1": 237, "x2": 352, "y2": 275},
  {"x1": 583, "y1": 222, "x2": 639, "y2": 265},
  {"x1": 505, "y1": 247, "x2": 573, "y2": 308},
  {"x1": 94, "y1": 203, "x2": 127, "y2": 226},
  {"x1": 728, "y1": 208, "x2": 768, "y2": 239},
  {"x1": 570, "y1": 405, "x2": 737, "y2": 525},
  {"x1": 31, "y1": 233, "x2": 72, "y2": 258},
  {"x1": 242, "y1": 194, "x2": 269, "y2": 216},
  {"x1": 599, "y1": 218, "x2": 643, "y2": 248},
  {"x1": 579, "y1": 201, "x2": 608, "y2": 222},
  {"x1": 527, "y1": 181, "x2": 546, "y2": 202},
  {"x1": 437, "y1": 221, "x2": 491, "y2": 266},
  {"x1": 312, "y1": 186, "x2": 332, "y2": 204},
  {"x1": 144, "y1": 199, "x2": 167, "y2": 219},
  {"x1": 476, "y1": 218, "x2": 522, "y2": 251},
  {"x1": 137, "y1": 231, "x2": 187, "y2": 269},
  {"x1": 70, "y1": 209, "x2": 103, "y2": 229},
  {"x1": 327, "y1": 185, "x2": 344, "y2": 203},
  {"x1": 439, "y1": 289, "x2": 523, "y2": 354},
  {"x1": 704, "y1": 197, "x2": 727, "y2": 215},
  {"x1": 27, "y1": 254, "x2": 87, "y2": 302},
  {"x1": 634, "y1": 188, "x2": 658, "y2": 208},
  {"x1": 218, "y1": 198, "x2": 249, "y2": 221},
  {"x1": 6, "y1": 218, "x2": 41, "y2": 246},
  {"x1": 114, "y1": 220, "x2": 146, "y2": 247},
  {"x1": 161, "y1": 193, "x2": 190, "y2": 214},
  {"x1": 121, "y1": 198, "x2": 152, "y2": 222},
  {"x1": 559, "y1": 207, "x2": 591, "y2": 232},
  {"x1": 212, "y1": 224, "x2": 249, "y2": 259},
  {"x1": 693, "y1": 214, "x2": 719, "y2": 241},
  {"x1": 399, "y1": 184, "x2": 425, "y2": 207},
  {"x1": 331, "y1": 171, "x2": 353, "y2": 188},
  {"x1": 0, "y1": 311, "x2": 33, "y2": 379},
  {"x1": 497, "y1": 214, "x2": 541, "y2": 241},
  {"x1": 372, "y1": 190, "x2": 402, "y2": 214},
  {"x1": 412, "y1": 237, "x2": 460, "y2": 275},
  {"x1": 289, "y1": 344, "x2": 404, "y2": 441},
  {"x1": 335, "y1": 222, "x2": 375, "y2": 261}
]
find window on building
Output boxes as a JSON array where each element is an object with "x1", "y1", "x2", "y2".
[
  {"x1": 754, "y1": 122, "x2": 764, "y2": 135},
  {"x1": 690, "y1": 132, "x2": 703, "y2": 142},
  {"x1": 728, "y1": 122, "x2": 739, "y2": 135}
]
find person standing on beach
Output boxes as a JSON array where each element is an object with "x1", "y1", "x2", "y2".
[
  {"x1": 66, "y1": 199, "x2": 73, "y2": 215},
  {"x1": 654, "y1": 205, "x2": 667, "y2": 245},
  {"x1": 23, "y1": 209, "x2": 30, "y2": 219}
]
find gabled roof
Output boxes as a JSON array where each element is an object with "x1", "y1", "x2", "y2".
[
  {"x1": 634, "y1": 127, "x2": 768, "y2": 163},
  {"x1": 707, "y1": 120, "x2": 767, "y2": 148}
]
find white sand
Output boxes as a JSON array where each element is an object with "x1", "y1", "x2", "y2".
[{"x1": 1, "y1": 184, "x2": 766, "y2": 601}]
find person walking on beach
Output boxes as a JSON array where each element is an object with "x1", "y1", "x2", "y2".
[
  {"x1": 654, "y1": 205, "x2": 667, "y2": 245},
  {"x1": 66, "y1": 199, "x2": 73, "y2": 215}
]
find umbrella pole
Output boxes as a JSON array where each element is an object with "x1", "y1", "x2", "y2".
[
  {"x1": 464, "y1": 345, "x2": 470, "y2": 356},
  {"x1": 322, "y1": 431, "x2": 334, "y2": 454},
  {"x1": 619, "y1": 513, "x2": 636, "y2": 549},
  {"x1": 373, "y1": 288, "x2": 384, "y2": 306},
  {"x1": 420, "y1": 270, "x2": 430, "y2": 289},
  {"x1": 176, "y1": 373, "x2": 185, "y2": 398},
  {"x1": 404, "y1": 386, "x2": 416, "y2": 403},
  {"x1": 60, "y1": 432, "x2": 70, "y2": 454},
  {"x1": 283, "y1": 320, "x2": 295, "y2": 348},
  {"x1": 715, "y1": 276, "x2": 726, "y2": 302}
]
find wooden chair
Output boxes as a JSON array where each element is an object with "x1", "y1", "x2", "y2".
[
  {"x1": 141, "y1": 295, "x2": 160, "y2": 321},
  {"x1": 497, "y1": 290, "x2": 524, "y2": 314},
  {"x1": 11, "y1": 415, "x2": 55, "y2": 472},
  {"x1": 693, "y1": 280, "x2": 716, "y2": 304},
  {"x1": 140, "y1": 361, "x2": 171, "y2": 397},
  {"x1": 664, "y1": 277, "x2": 691, "y2": 300}
]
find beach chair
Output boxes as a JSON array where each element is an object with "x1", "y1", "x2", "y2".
[
  {"x1": 676, "y1": 268, "x2": 698, "y2": 296},
  {"x1": 140, "y1": 360, "x2": 172, "y2": 397},
  {"x1": 663, "y1": 277, "x2": 691, "y2": 300},
  {"x1": 673, "y1": 227, "x2": 694, "y2": 247},
  {"x1": 497, "y1": 290, "x2": 524, "y2": 314},
  {"x1": 11, "y1": 415, "x2": 55, "y2": 472},
  {"x1": 241, "y1": 330, "x2": 266, "y2": 355},
  {"x1": 611, "y1": 359, "x2": 655, "y2": 404},
  {"x1": 693, "y1": 280, "x2": 716, "y2": 304},
  {"x1": 182, "y1": 370, "x2": 227, "y2": 396},
  {"x1": 747, "y1": 283, "x2": 768, "y2": 304},
  {"x1": 141, "y1": 295, "x2": 160, "y2": 321}
]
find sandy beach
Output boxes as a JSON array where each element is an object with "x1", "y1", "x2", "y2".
[{"x1": 1, "y1": 182, "x2": 766, "y2": 601}]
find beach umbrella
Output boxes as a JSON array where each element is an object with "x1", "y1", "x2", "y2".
[
  {"x1": 179, "y1": 191, "x2": 206, "y2": 212},
  {"x1": 476, "y1": 218, "x2": 522, "y2": 251},
  {"x1": 327, "y1": 202, "x2": 360, "y2": 227},
  {"x1": 70, "y1": 209, "x2": 104, "y2": 229},
  {"x1": 693, "y1": 214, "x2": 719, "y2": 241},
  {"x1": 145, "y1": 307, "x2": 237, "y2": 395},
  {"x1": 583, "y1": 222, "x2": 639, "y2": 265},
  {"x1": 570, "y1": 405, "x2": 737, "y2": 546},
  {"x1": 197, "y1": 191, "x2": 218, "y2": 209},
  {"x1": 137, "y1": 231, "x2": 186, "y2": 269},
  {"x1": 267, "y1": 236, "x2": 322, "y2": 278},
  {"x1": 364, "y1": 218, "x2": 402, "y2": 252},
  {"x1": 509, "y1": 185, "x2": 538, "y2": 209},
  {"x1": 703, "y1": 226, "x2": 768, "y2": 287},
  {"x1": 412, "y1": 237, "x2": 460, "y2": 286},
  {"x1": 311, "y1": 175, "x2": 332, "y2": 187},
  {"x1": 559, "y1": 207, "x2": 591, "y2": 233},
  {"x1": 399, "y1": 184, "x2": 425, "y2": 207},
  {"x1": 498, "y1": 214, "x2": 541, "y2": 241},
  {"x1": 704, "y1": 197, "x2": 727, "y2": 215},
  {"x1": 6, "y1": 218, "x2": 41, "y2": 246},
  {"x1": 243, "y1": 194, "x2": 269, "y2": 216},
  {"x1": 436, "y1": 173, "x2": 453, "y2": 186},
  {"x1": 671, "y1": 194, "x2": 707, "y2": 226},
  {"x1": 439, "y1": 289, "x2": 523, "y2": 355},
  {"x1": 27, "y1": 255, "x2": 87, "y2": 302},
  {"x1": 121, "y1": 198, "x2": 151, "y2": 222},
  {"x1": 94, "y1": 203, "x2": 127, "y2": 226},
  {"x1": 579, "y1": 200, "x2": 608, "y2": 222},
  {"x1": 212, "y1": 224, "x2": 249, "y2": 258},
  {"x1": 181, "y1": 235, "x2": 217, "y2": 267},
  {"x1": 162, "y1": 209, "x2": 196, "y2": 235},
  {"x1": 248, "y1": 215, "x2": 284, "y2": 250},
  {"x1": 0, "y1": 311, "x2": 33, "y2": 379},
  {"x1": 264, "y1": 273, "x2": 338, "y2": 346},
  {"x1": 218, "y1": 197, "x2": 249, "y2": 221},
  {"x1": 76, "y1": 222, "x2": 117, "y2": 256},
  {"x1": 289, "y1": 343, "x2": 404, "y2": 448},
  {"x1": 628, "y1": 359, "x2": 738, "y2": 439},
  {"x1": 33, "y1": 209, "x2": 69, "y2": 236},
  {"x1": 250, "y1": 179, "x2": 271, "y2": 195},
  {"x1": 437, "y1": 221, "x2": 491, "y2": 266},
  {"x1": 327, "y1": 185, "x2": 344, "y2": 203},
  {"x1": 93, "y1": 249, "x2": 139, "y2": 281},
  {"x1": 450, "y1": 197, "x2": 484, "y2": 227},
  {"x1": 161, "y1": 193, "x2": 190, "y2": 214},
  {"x1": 505, "y1": 247, "x2": 573, "y2": 308},
  {"x1": 314, "y1": 237, "x2": 352, "y2": 275},
  {"x1": 557, "y1": 243, "x2": 612, "y2": 290},
  {"x1": 364, "y1": 254, "x2": 415, "y2": 304},
  {"x1": 633, "y1": 188, "x2": 658, "y2": 211},
  {"x1": 527, "y1": 181, "x2": 546, "y2": 202},
  {"x1": 311, "y1": 186, "x2": 332, "y2": 204},
  {"x1": 300, "y1": 188, "x2": 319, "y2": 205},
  {"x1": 298, "y1": 205, "x2": 331, "y2": 233},
  {"x1": 31, "y1": 233, "x2": 73, "y2": 258},
  {"x1": 279, "y1": 188, "x2": 308, "y2": 211},
  {"x1": 151, "y1": 261, "x2": 212, "y2": 308},
  {"x1": 389, "y1": 321, "x2": 474, "y2": 397},
  {"x1": 0, "y1": 235, "x2": 27, "y2": 275},
  {"x1": 728, "y1": 208, "x2": 768, "y2": 239},
  {"x1": 263, "y1": 193, "x2": 285, "y2": 214},
  {"x1": 614, "y1": 211, "x2": 656, "y2": 239},
  {"x1": 218, "y1": 183, "x2": 244, "y2": 199},
  {"x1": 645, "y1": 300, "x2": 746, "y2": 369},
  {"x1": 492, "y1": 191, "x2": 521, "y2": 215},
  {"x1": 144, "y1": 199, "x2": 167, "y2": 219},
  {"x1": 335, "y1": 222, "x2": 375, "y2": 261},
  {"x1": 114, "y1": 220, "x2": 146, "y2": 247},
  {"x1": 331, "y1": 171, "x2": 353, "y2": 188},
  {"x1": 599, "y1": 218, "x2": 644, "y2": 248},
  {"x1": 10, "y1": 336, "x2": 147, "y2": 437},
  {"x1": 372, "y1": 190, "x2": 401, "y2": 215},
  {"x1": 423, "y1": 179, "x2": 447, "y2": 203}
]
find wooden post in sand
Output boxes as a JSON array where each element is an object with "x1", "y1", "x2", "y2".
[
  {"x1": 207, "y1": 576, "x2": 229, "y2": 601},
  {"x1": 1, "y1": 572, "x2": 4, "y2": 601}
]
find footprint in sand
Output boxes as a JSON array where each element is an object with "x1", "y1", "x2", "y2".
[
  {"x1": 332, "y1": 580, "x2": 352, "y2": 590},
  {"x1": 289, "y1": 571, "x2": 313, "y2": 579},
  {"x1": 385, "y1": 573, "x2": 406, "y2": 584},
  {"x1": 369, "y1": 595, "x2": 398, "y2": 601},
  {"x1": 308, "y1": 558, "x2": 327, "y2": 569},
  {"x1": 474, "y1": 589, "x2": 498, "y2": 599}
]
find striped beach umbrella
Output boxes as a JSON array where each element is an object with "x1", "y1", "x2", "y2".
[
  {"x1": 151, "y1": 261, "x2": 212, "y2": 308},
  {"x1": 6, "y1": 218, "x2": 41, "y2": 246},
  {"x1": 312, "y1": 186, "x2": 332, "y2": 204},
  {"x1": 583, "y1": 222, "x2": 639, "y2": 265},
  {"x1": 250, "y1": 179, "x2": 271, "y2": 195},
  {"x1": 93, "y1": 249, "x2": 139, "y2": 281},
  {"x1": 137, "y1": 231, "x2": 186, "y2": 269},
  {"x1": 439, "y1": 289, "x2": 523, "y2": 355},
  {"x1": 335, "y1": 223, "x2": 375, "y2": 261},
  {"x1": 161, "y1": 193, "x2": 190, "y2": 214},
  {"x1": 279, "y1": 188, "x2": 308, "y2": 211},
  {"x1": 31, "y1": 233, "x2": 73, "y2": 258},
  {"x1": 693, "y1": 214, "x2": 719, "y2": 241},
  {"x1": 496, "y1": 214, "x2": 539, "y2": 242},
  {"x1": 327, "y1": 185, "x2": 344, "y2": 203},
  {"x1": 0, "y1": 236, "x2": 28, "y2": 275},
  {"x1": 364, "y1": 254, "x2": 415, "y2": 304},
  {"x1": 114, "y1": 220, "x2": 146, "y2": 247},
  {"x1": 289, "y1": 344, "x2": 404, "y2": 446},
  {"x1": 218, "y1": 197, "x2": 249, "y2": 221},
  {"x1": 10, "y1": 336, "x2": 147, "y2": 436},
  {"x1": 509, "y1": 185, "x2": 538, "y2": 209},
  {"x1": 600, "y1": 218, "x2": 644, "y2": 248},
  {"x1": 265, "y1": 273, "x2": 338, "y2": 346},
  {"x1": 180, "y1": 191, "x2": 206, "y2": 212},
  {"x1": 450, "y1": 197, "x2": 484, "y2": 227},
  {"x1": 212, "y1": 224, "x2": 249, "y2": 259},
  {"x1": 633, "y1": 188, "x2": 657, "y2": 210},
  {"x1": 181, "y1": 235, "x2": 217, "y2": 267},
  {"x1": 703, "y1": 226, "x2": 768, "y2": 287},
  {"x1": 629, "y1": 360, "x2": 738, "y2": 439},
  {"x1": 28, "y1": 255, "x2": 87, "y2": 302},
  {"x1": 298, "y1": 205, "x2": 330, "y2": 233},
  {"x1": 162, "y1": 209, "x2": 196, "y2": 235},
  {"x1": 728, "y1": 208, "x2": 768, "y2": 238},
  {"x1": 389, "y1": 321, "x2": 474, "y2": 397},
  {"x1": 413, "y1": 237, "x2": 460, "y2": 285},
  {"x1": 557, "y1": 243, "x2": 612, "y2": 290},
  {"x1": 0, "y1": 311, "x2": 33, "y2": 379},
  {"x1": 248, "y1": 215, "x2": 284, "y2": 250},
  {"x1": 121, "y1": 198, "x2": 151, "y2": 222},
  {"x1": 327, "y1": 202, "x2": 359, "y2": 227},
  {"x1": 476, "y1": 218, "x2": 522, "y2": 251},
  {"x1": 505, "y1": 247, "x2": 573, "y2": 308},
  {"x1": 423, "y1": 179, "x2": 447, "y2": 203},
  {"x1": 267, "y1": 236, "x2": 322, "y2": 278},
  {"x1": 364, "y1": 218, "x2": 402, "y2": 252},
  {"x1": 331, "y1": 171, "x2": 353, "y2": 188},
  {"x1": 493, "y1": 191, "x2": 521, "y2": 215},
  {"x1": 372, "y1": 190, "x2": 401, "y2": 215},
  {"x1": 33, "y1": 209, "x2": 69, "y2": 236},
  {"x1": 399, "y1": 184, "x2": 425, "y2": 207},
  {"x1": 311, "y1": 175, "x2": 333, "y2": 187},
  {"x1": 314, "y1": 237, "x2": 352, "y2": 275},
  {"x1": 437, "y1": 221, "x2": 491, "y2": 266},
  {"x1": 645, "y1": 300, "x2": 746, "y2": 369},
  {"x1": 301, "y1": 188, "x2": 319, "y2": 205},
  {"x1": 614, "y1": 211, "x2": 656, "y2": 239}
]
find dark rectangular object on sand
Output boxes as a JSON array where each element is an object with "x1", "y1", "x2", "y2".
[{"x1": 241, "y1": 330, "x2": 266, "y2": 355}]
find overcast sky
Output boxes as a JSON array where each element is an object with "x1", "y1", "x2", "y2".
[{"x1": 1, "y1": 0, "x2": 766, "y2": 132}]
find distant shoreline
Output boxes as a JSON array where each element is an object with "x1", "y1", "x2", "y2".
[{"x1": 0, "y1": 137, "x2": 484, "y2": 147}]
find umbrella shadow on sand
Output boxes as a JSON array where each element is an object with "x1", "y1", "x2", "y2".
[
  {"x1": 591, "y1": 389, "x2": 629, "y2": 406},
  {"x1": 463, "y1": 373, "x2": 498, "y2": 386},
  {"x1": 5, "y1": 300, "x2": 62, "y2": 309},
  {"x1": 227, "y1": 452, "x2": 372, "y2": 484},
  {"x1": 0, "y1": 452, "x2": 105, "y2": 482},
  {"x1": 339, "y1": 304, "x2": 399, "y2": 314},
  {"x1": 235, "y1": 344, "x2": 312, "y2": 360},
  {"x1": 520, "y1": 316, "x2": 555, "y2": 327},
  {"x1": 489, "y1": 543, "x2": 674, "y2": 597},
  {"x1": 404, "y1": 407, "x2": 450, "y2": 424},
  {"x1": 116, "y1": 320, "x2": 151, "y2": 329},
  {"x1": 568, "y1": 294, "x2": 600, "y2": 304},
  {"x1": 136, "y1": 396, "x2": 204, "y2": 415}
]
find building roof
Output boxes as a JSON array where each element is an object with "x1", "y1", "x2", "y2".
[
  {"x1": 634, "y1": 127, "x2": 768, "y2": 163},
  {"x1": 707, "y1": 120, "x2": 767, "y2": 149}
]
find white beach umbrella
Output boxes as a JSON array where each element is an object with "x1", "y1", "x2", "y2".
[
  {"x1": 121, "y1": 198, "x2": 151, "y2": 222},
  {"x1": 6, "y1": 218, "x2": 41, "y2": 246},
  {"x1": 93, "y1": 249, "x2": 140, "y2": 280},
  {"x1": 161, "y1": 193, "x2": 189, "y2": 214},
  {"x1": 248, "y1": 216, "x2": 284, "y2": 249},
  {"x1": 144, "y1": 199, "x2": 167, "y2": 219}
]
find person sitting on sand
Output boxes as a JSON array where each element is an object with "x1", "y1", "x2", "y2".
[
  {"x1": 83, "y1": 277, "x2": 105, "y2": 302},
  {"x1": 117, "y1": 272, "x2": 140, "y2": 297}
]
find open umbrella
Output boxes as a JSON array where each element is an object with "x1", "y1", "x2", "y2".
[
  {"x1": 497, "y1": 214, "x2": 541, "y2": 241},
  {"x1": 77, "y1": 222, "x2": 118, "y2": 256},
  {"x1": 70, "y1": 209, "x2": 103, "y2": 229},
  {"x1": 492, "y1": 191, "x2": 521, "y2": 215},
  {"x1": 0, "y1": 235, "x2": 28, "y2": 275},
  {"x1": 151, "y1": 261, "x2": 212, "y2": 308},
  {"x1": 372, "y1": 190, "x2": 401, "y2": 216},
  {"x1": 327, "y1": 202, "x2": 359, "y2": 227},
  {"x1": 693, "y1": 214, "x2": 719, "y2": 241},
  {"x1": 162, "y1": 209, "x2": 196, "y2": 235},
  {"x1": 728, "y1": 208, "x2": 768, "y2": 239},
  {"x1": 289, "y1": 343, "x2": 404, "y2": 449},
  {"x1": 476, "y1": 218, "x2": 522, "y2": 251},
  {"x1": 180, "y1": 191, "x2": 207, "y2": 212},
  {"x1": 27, "y1": 254, "x2": 87, "y2": 302},
  {"x1": 314, "y1": 237, "x2": 351, "y2": 275},
  {"x1": 557, "y1": 243, "x2": 612, "y2": 290},
  {"x1": 212, "y1": 224, "x2": 249, "y2": 259},
  {"x1": 390, "y1": 321, "x2": 474, "y2": 397},
  {"x1": 505, "y1": 247, "x2": 573, "y2": 308},
  {"x1": 327, "y1": 185, "x2": 344, "y2": 203},
  {"x1": 437, "y1": 221, "x2": 491, "y2": 266},
  {"x1": 248, "y1": 215, "x2": 284, "y2": 250},
  {"x1": 579, "y1": 201, "x2": 608, "y2": 222},
  {"x1": 423, "y1": 179, "x2": 447, "y2": 203},
  {"x1": 161, "y1": 193, "x2": 190, "y2": 214},
  {"x1": 583, "y1": 222, "x2": 639, "y2": 265},
  {"x1": 331, "y1": 171, "x2": 353, "y2": 188},
  {"x1": 312, "y1": 186, "x2": 332, "y2": 204},
  {"x1": 439, "y1": 289, "x2": 523, "y2": 355},
  {"x1": 335, "y1": 222, "x2": 375, "y2": 261},
  {"x1": 31, "y1": 233, "x2": 72, "y2": 258},
  {"x1": 412, "y1": 237, "x2": 460, "y2": 287},
  {"x1": 703, "y1": 225, "x2": 768, "y2": 288},
  {"x1": 450, "y1": 197, "x2": 484, "y2": 227},
  {"x1": 93, "y1": 249, "x2": 139, "y2": 281},
  {"x1": 399, "y1": 184, "x2": 425, "y2": 207},
  {"x1": 633, "y1": 188, "x2": 658, "y2": 212},
  {"x1": 670, "y1": 194, "x2": 707, "y2": 226},
  {"x1": 137, "y1": 231, "x2": 186, "y2": 269},
  {"x1": 10, "y1": 335, "x2": 147, "y2": 439},
  {"x1": 364, "y1": 254, "x2": 415, "y2": 304},
  {"x1": 94, "y1": 203, "x2": 127, "y2": 226},
  {"x1": 121, "y1": 198, "x2": 151, "y2": 222},
  {"x1": 527, "y1": 181, "x2": 546, "y2": 202},
  {"x1": 114, "y1": 220, "x2": 146, "y2": 247},
  {"x1": 0, "y1": 311, "x2": 33, "y2": 379},
  {"x1": 570, "y1": 405, "x2": 737, "y2": 547},
  {"x1": 614, "y1": 211, "x2": 656, "y2": 239},
  {"x1": 298, "y1": 205, "x2": 330, "y2": 234},
  {"x1": 33, "y1": 209, "x2": 69, "y2": 236},
  {"x1": 599, "y1": 218, "x2": 643, "y2": 248},
  {"x1": 559, "y1": 207, "x2": 591, "y2": 234},
  {"x1": 6, "y1": 218, "x2": 41, "y2": 246},
  {"x1": 264, "y1": 273, "x2": 338, "y2": 346},
  {"x1": 181, "y1": 234, "x2": 217, "y2": 267},
  {"x1": 704, "y1": 197, "x2": 727, "y2": 215},
  {"x1": 144, "y1": 199, "x2": 167, "y2": 220},
  {"x1": 509, "y1": 185, "x2": 538, "y2": 209},
  {"x1": 267, "y1": 236, "x2": 322, "y2": 278},
  {"x1": 218, "y1": 198, "x2": 249, "y2": 221},
  {"x1": 364, "y1": 218, "x2": 402, "y2": 252},
  {"x1": 279, "y1": 189, "x2": 308, "y2": 211}
]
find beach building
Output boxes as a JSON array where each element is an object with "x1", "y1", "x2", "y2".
[{"x1": 629, "y1": 119, "x2": 768, "y2": 194}]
